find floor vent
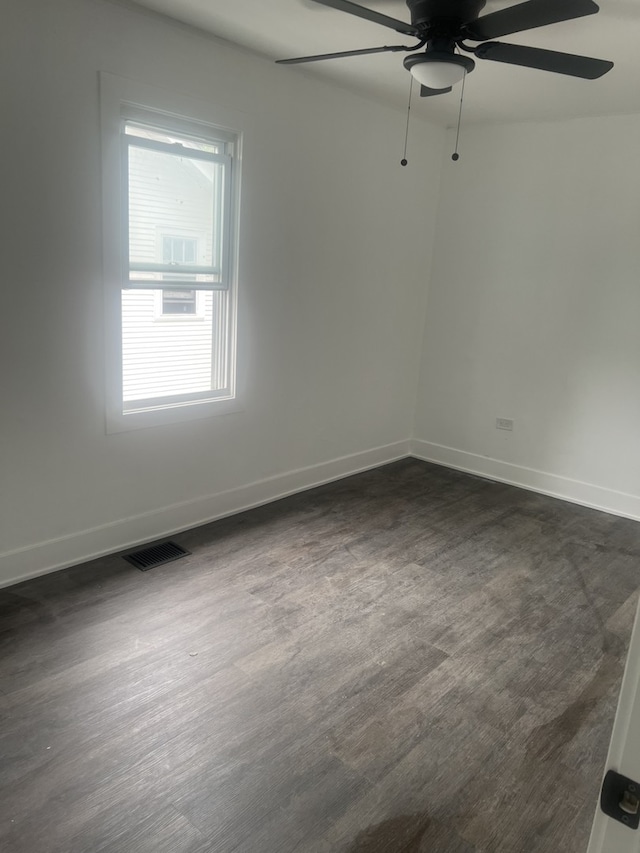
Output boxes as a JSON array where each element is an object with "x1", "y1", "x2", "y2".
[{"x1": 123, "y1": 541, "x2": 190, "y2": 572}]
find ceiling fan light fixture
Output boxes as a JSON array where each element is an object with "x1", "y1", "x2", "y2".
[
  {"x1": 403, "y1": 52, "x2": 475, "y2": 90},
  {"x1": 410, "y1": 60, "x2": 465, "y2": 89}
]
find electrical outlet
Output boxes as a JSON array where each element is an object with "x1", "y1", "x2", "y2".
[{"x1": 496, "y1": 418, "x2": 514, "y2": 431}]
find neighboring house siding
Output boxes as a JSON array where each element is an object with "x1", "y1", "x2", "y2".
[
  {"x1": 122, "y1": 292, "x2": 221, "y2": 401},
  {"x1": 128, "y1": 146, "x2": 216, "y2": 268},
  {"x1": 123, "y1": 146, "x2": 221, "y2": 401}
]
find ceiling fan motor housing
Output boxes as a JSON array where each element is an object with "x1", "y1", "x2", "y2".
[{"x1": 406, "y1": 0, "x2": 487, "y2": 29}]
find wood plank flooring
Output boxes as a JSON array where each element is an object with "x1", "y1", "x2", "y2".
[{"x1": 1, "y1": 459, "x2": 640, "y2": 852}]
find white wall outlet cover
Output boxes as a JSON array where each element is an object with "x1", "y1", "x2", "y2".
[{"x1": 496, "y1": 418, "x2": 514, "y2": 431}]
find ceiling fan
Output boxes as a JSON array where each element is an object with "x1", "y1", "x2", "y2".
[{"x1": 276, "y1": 0, "x2": 614, "y2": 96}]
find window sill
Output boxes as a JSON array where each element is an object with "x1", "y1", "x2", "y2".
[{"x1": 106, "y1": 395, "x2": 243, "y2": 434}]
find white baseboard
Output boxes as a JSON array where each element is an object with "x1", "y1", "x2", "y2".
[
  {"x1": 6, "y1": 437, "x2": 639, "y2": 591},
  {"x1": 412, "y1": 439, "x2": 640, "y2": 522},
  {"x1": 0, "y1": 440, "x2": 410, "y2": 589}
]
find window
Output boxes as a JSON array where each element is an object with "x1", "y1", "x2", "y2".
[
  {"x1": 101, "y1": 75, "x2": 244, "y2": 431},
  {"x1": 120, "y1": 118, "x2": 236, "y2": 415}
]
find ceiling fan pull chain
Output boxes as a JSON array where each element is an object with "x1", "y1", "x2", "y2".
[
  {"x1": 400, "y1": 76, "x2": 414, "y2": 167},
  {"x1": 452, "y1": 68, "x2": 467, "y2": 162}
]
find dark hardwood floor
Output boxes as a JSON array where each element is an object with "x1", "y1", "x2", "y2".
[{"x1": 1, "y1": 459, "x2": 639, "y2": 852}]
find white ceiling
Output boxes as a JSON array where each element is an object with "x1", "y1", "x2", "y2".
[{"x1": 126, "y1": 0, "x2": 640, "y2": 125}]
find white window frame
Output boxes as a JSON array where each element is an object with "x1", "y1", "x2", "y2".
[{"x1": 100, "y1": 73, "x2": 243, "y2": 433}]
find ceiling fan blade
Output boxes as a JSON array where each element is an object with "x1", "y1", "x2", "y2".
[
  {"x1": 475, "y1": 41, "x2": 613, "y2": 78},
  {"x1": 308, "y1": 0, "x2": 419, "y2": 37},
  {"x1": 277, "y1": 45, "x2": 407, "y2": 65},
  {"x1": 420, "y1": 85, "x2": 452, "y2": 96},
  {"x1": 464, "y1": 0, "x2": 600, "y2": 41}
]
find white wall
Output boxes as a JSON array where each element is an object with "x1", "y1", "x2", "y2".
[
  {"x1": 0, "y1": 0, "x2": 445, "y2": 586},
  {"x1": 413, "y1": 115, "x2": 640, "y2": 519}
]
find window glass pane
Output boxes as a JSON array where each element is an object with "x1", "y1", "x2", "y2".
[
  {"x1": 162, "y1": 289, "x2": 196, "y2": 314},
  {"x1": 162, "y1": 236, "x2": 198, "y2": 265},
  {"x1": 122, "y1": 290, "x2": 229, "y2": 404},
  {"x1": 128, "y1": 144, "x2": 224, "y2": 284}
]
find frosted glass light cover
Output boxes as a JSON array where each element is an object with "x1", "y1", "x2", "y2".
[{"x1": 409, "y1": 60, "x2": 466, "y2": 90}]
